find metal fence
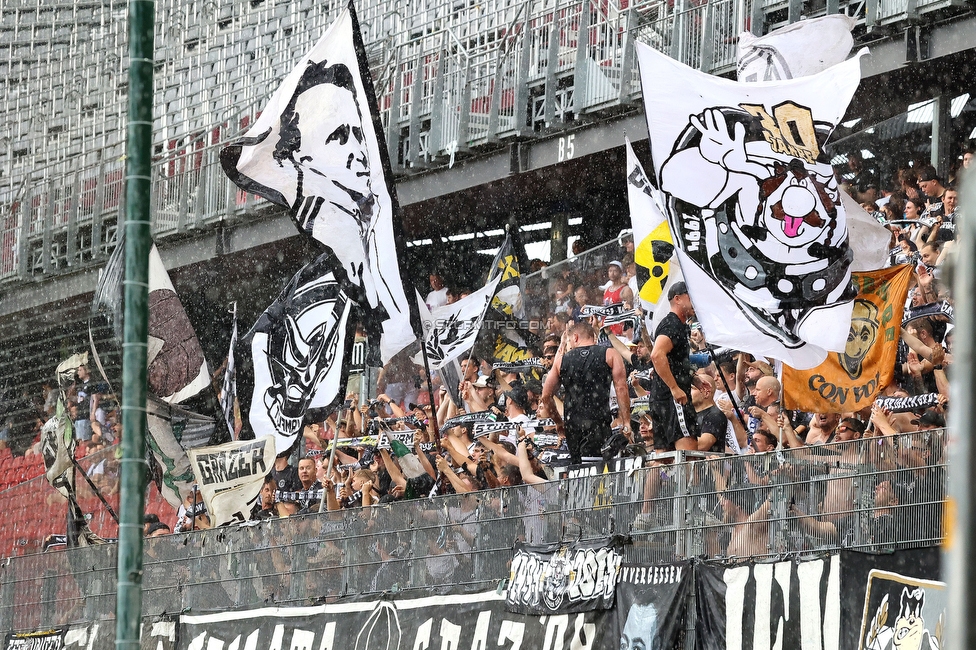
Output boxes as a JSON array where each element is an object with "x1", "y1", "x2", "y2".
[{"x1": 0, "y1": 429, "x2": 946, "y2": 633}]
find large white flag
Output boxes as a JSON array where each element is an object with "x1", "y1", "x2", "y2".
[
  {"x1": 250, "y1": 253, "x2": 354, "y2": 455},
  {"x1": 737, "y1": 14, "x2": 855, "y2": 82},
  {"x1": 221, "y1": 3, "x2": 415, "y2": 364},
  {"x1": 625, "y1": 137, "x2": 685, "y2": 330},
  {"x1": 416, "y1": 276, "x2": 501, "y2": 370},
  {"x1": 637, "y1": 44, "x2": 865, "y2": 369},
  {"x1": 189, "y1": 436, "x2": 276, "y2": 527}
]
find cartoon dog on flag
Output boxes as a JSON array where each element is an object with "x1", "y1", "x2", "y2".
[{"x1": 659, "y1": 106, "x2": 855, "y2": 345}]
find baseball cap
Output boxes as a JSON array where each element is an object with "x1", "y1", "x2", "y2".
[
  {"x1": 608, "y1": 260, "x2": 624, "y2": 270},
  {"x1": 917, "y1": 167, "x2": 939, "y2": 183},
  {"x1": 911, "y1": 410, "x2": 945, "y2": 428},
  {"x1": 667, "y1": 282, "x2": 688, "y2": 300},
  {"x1": 504, "y1": 386, "x2": 530, "y2": 411},
  {"x1": 471, "y1": 375, "x2": 491, "y2": 389}
]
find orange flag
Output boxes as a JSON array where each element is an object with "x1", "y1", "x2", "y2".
[{"x1": 782, "y1": 266, "x2": 913, "y2": 413}]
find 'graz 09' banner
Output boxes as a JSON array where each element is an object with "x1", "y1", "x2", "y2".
[
  {"x1": 179, "y1": 570, "x2": 691, "y2": 650},
  {"x1": 506, "y1": 536, "x2": 625, "y2": 615}
]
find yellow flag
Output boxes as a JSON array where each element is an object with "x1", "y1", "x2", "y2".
[{"x1": 782, "y1": 266, "x2": 913, "y2": 413}]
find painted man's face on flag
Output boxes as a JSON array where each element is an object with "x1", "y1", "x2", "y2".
[
  {"x1": 276, "y1": 60, "x2": 376, "y2": 239},
  {"x1": 292, "y1": 83, "x2": 372, "y2": 213}
]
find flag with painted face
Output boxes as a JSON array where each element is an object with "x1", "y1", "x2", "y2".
[
  {"x1": 636, "y1": 44, "x2": 865, "y2": 369},
  {"x1": 782, "y1": 266, "x2": 913, "y2": 413},
  {"x1": 220, "y1": 1, "x2": 417, "y2": 364}
]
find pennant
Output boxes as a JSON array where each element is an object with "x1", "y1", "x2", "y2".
[
  {"x1": 220, "y1": 2, "x2": 416, "y2": 364},
  {"x1": 416, "y1": 277, "x2": 500, "y2": 370},
  {"x1": 221, "y1": 305, "x2": 239, "y2": 439},
  {"x1": 249, "y1": 253, "x2": 355, "y2": 454},
  {"x1": 637, "y1": 44, "x2": 865, "y2": 369},
  {"x1": 737, "y1": 14, "x2": 855, "y2": 82},
  {"x1": 782, "y1": 266, "x2": 913, "y2": 413},
  {"x1": 146, "y1": 395, "x2": 218, "y2": 509},
  {"x1": 188, "y1": 436, "x2": 276, "y2": 527}
]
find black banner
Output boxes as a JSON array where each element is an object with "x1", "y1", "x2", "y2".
[
  {"x1": 614, "y1": 564, "x2": 690, "y2": 650},
  {"x1": 695, "y1": 549, "x2": 944, "y2": 650},
  {"x1": 182, "y1": 592, "x2": 600, "y2": 650}
]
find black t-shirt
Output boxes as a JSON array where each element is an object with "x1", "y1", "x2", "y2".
[
  {"x1": 696, "y1": 405, "x2": 728, "y2": 453},
  {"x1": 272, "y1": 464, "x2": 301, "y2": 492},
  {"x1": 559, "y1": 345, "x2": 612, "y2": 426},
  {"x1": 650, "y1": 312, "x2": 693, "y2": 400}
]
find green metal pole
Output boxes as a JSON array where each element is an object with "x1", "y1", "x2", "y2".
[{"x1": 116, "y1": 0, "x2": 154, "y2": 647}]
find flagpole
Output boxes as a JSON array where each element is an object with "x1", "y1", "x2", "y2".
[
  {"x1": 708, "y1": 349, "x2": 749, "y2": 431},
  {"x1": 117, "y1": 0, "x2": 153, "y2": 646}
]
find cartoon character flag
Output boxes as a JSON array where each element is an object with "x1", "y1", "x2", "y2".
[
  {"x1": 625, "y1": 136, "x2": 684, "y2": 331},
  {"x1": 221, "y1": 2, "x2": 416, "y2": 364},
  {"x1": 249, "y1": 253, "x2": 355, "y2": 454},
  {"x1": 636, "y1": 43, "x2": 865, "y2": 369},
  {"x1": 782, "y1": 266, "x2": 913, "y2": 413}
]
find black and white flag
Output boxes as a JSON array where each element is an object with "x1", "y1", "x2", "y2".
[
  {"x1": 188, "y1": 436, "x2": 276, "y2": 527},
  {"x1": 636, "y1": 44, "x2": 865, "y2": 369},
  {"x1": 737, "y1": 15, "x2": 855, "y2": 82},
  {"x1": 146, "y1": 395, "x2": 218, "y2": 511},
  {"x1": 626, "y1": 136, "x2": 685, "y2": 331},
  {"x1": 221, "y1": 304, "x2": 238, "y2": 440},
  {"x1": 220, "y1": 2, "x2": 416, "y2": 364},
  {"x1": 249, "y1": 253, "x2": 355, "y2": 454},
  {"x1": 415, "y1": 276, "x2": 500, "y2": 370}
]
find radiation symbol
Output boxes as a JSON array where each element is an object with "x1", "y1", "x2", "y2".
[{"x1": 635, "y1": 220, "x2": 675, "y2": 303}]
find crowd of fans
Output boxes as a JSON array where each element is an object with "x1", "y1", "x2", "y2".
[
  {"x1": 201, "y1": 155, "x2": 959, "y2": 557},
  {"x1": 3, "y1": 153, "x2": 959, "y2": 559}
]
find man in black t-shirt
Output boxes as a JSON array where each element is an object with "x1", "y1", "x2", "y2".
[
  {"x1": 542, "y1": 321, "x2": 630, "y2": 464},
  {"x1": 649, "y1": 282, "x2": 700, "y2": 452},
  {"x1": 691, "y1": 373, "x2": 729, "y2": 453}
]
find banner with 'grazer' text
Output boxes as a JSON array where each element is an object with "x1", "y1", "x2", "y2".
[{"x1": 188, "y1": 436, "x2": 276, "y2": 527}]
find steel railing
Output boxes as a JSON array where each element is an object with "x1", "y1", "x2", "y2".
[{"x1": 0, "y1": 429, "x2": 947, "y2": 633}]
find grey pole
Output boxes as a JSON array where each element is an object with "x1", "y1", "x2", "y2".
[{"x1": 944, "y1": 175, "x2": 976, "y2": 647}]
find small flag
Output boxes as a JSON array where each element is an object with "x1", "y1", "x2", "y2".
[
  {"x1": 189, "y1": 436, "x2": 276, "y2": 527},
  {"x1": 221, "y1": 304, "x2": 239, "y2": 440}
]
